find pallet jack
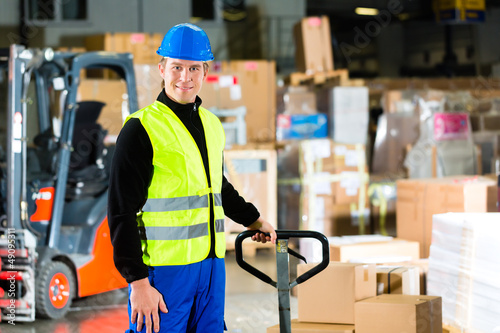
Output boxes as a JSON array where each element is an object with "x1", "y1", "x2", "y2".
[{"x1": 235, "y1": 230, "x2": 329, "y2": 333}]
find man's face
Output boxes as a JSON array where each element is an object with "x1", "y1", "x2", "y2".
[{"x1": 159, "y1": 57, "x2": 207, "y2": 104}]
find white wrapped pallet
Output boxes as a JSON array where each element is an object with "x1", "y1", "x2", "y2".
[{"x1": 427, "y1": 213, "x2": 500, "y2": 333}]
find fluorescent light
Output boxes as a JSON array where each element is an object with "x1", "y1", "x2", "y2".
[{"x1": 355, "y1": 7, "x2": 379, "y2": 16}]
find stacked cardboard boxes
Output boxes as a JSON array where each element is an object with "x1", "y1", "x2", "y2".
[
  {"x1": 276, "y1": 86, "x2": 329, "y2": 141},
  {"x1": 278, "y1": 138, "x2": 369, "y2": 236},
  {"x1": 297, "y1": 262, "x2": 375, "y2": 325},
  {"x1": 268, "y1": 261, "x2": 442, "y2": 332}
]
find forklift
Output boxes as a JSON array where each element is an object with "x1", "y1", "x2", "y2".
[{"x1": 0, "y1": 44, "x2": 138, "y2": 321}]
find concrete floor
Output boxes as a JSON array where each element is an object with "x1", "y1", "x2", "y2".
[{"x1": 0, "y1": 250, "x2": 299, "y2": 333}]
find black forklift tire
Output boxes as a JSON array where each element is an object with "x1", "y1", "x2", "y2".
[{"x1": 35, "y1": 261, "x2": 75, "y2": 319}]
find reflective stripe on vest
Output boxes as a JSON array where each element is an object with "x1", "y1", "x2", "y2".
[
  {"x1": 126, "y1": 101, "x2": 226, "y2": 266},
  {"x1": 142, "y1": 193, "x2": 222, "y2": 212},
  {"x1": 140, "y1": 219, "x2": 225, "y2": 241}
]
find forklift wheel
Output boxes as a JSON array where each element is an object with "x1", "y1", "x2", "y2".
[{"x1": 36, "y1": 261, "x2": 75, "y2": 319}]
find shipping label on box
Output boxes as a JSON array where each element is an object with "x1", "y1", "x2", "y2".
[
  {"x1": 355, "y1": 294, "x2": 442, "y2": 333},
  {"x1": 297, "y1": 262, "x2": 376, "y2": 324}
]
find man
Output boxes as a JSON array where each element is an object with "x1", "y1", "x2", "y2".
[{"x1": 107, "y1": 23, "x2": 277, "y2": 333}]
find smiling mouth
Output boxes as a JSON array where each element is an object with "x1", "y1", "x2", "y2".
[{"x1": 176, "y1": 86, "x2": 192, "y2": 91}]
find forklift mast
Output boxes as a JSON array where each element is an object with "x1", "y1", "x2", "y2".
[{"x1": 0, "y1": 44, "x2": 138, "y2": 322}]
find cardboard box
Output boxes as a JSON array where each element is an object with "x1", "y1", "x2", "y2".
[
  {"x1": 329, "y1": 237, "x2": 420, "y2": 263},
  {"x1": 283, "y1": 86, "x2": 317, "y2": 115},
  {"x1": 355, "y1": 294, "x2": 442, "y2": 333},
  {"x1": 376, "y1": 266, "x2": 420, "y2": 295},
  {"x1": 396, "y1": 176, "x2": 498, "y2": 258},
  {"x1": 77, "y1": 79, "x2": 129, "y2": 138},
  {"x1": 294, "y1": 16, "x2": 334, "y2": 73},
  {"x1": 267, "y1": 319, "x2": 354, "y2": 333},
  {"x1": 85, "y1": 32, "x2": 163, "y2": 64},
  {"x1": 224, "y1": 149, "x2": 277, "y2": 233},
  {"x1": 297, "y1": 139, "x2": 369, "y2": 232},
  {"x1": 220, "y1": 60, "x2": 276, "y2": 143},
  {"x1": 297, "y1": 262, "x2": 376, "y2": 324}
]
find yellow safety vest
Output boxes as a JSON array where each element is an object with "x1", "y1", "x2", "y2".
[{"x1": 125, "y1": 100, "x2": 226, "y2": 266}]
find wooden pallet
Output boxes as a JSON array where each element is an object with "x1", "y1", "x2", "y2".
[
  {"x1": 287, "y1": 69, "x2": 349, "y2": 86},
  {"x1": 225, "y1": 232, "x2": 274, "y2": 257}
]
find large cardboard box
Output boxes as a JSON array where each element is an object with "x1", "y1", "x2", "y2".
[
  {"x1": 297, "y1": 262, "x2": 376, "y2": 324},
  {"x1": 85, "y1": 32, "x2": 163, "y2": 64},
  {"x1": 278, "y1": 139, "x2": 369, "y2": 233},
  {"x1": 77, "y1": 79, "x2": 129, "y2": 138},
  {"x1": 224, "y1": 149, "x2": 277, "y2": 233},
  {"x1": 396, "y1": 176, "x2": 498, "y2": 258},
  {"x1": 376, "y1": 266, "x2": 421, "y2": 295},
  {"x1": 220, "y1": 60, "x2": 276, "y2": 143},
  {"x1": 354, "y1": 294, "x2": 442, "y2": 333},
  {"x1": 294, "y1": 16, "x2": 334, "y2": 73},
  {"x1": 267, "y1": 319, "x2": 354, "y2": 333},
  {"x1": 329, "y1": 236, "x2": 420, "y2": 263}
]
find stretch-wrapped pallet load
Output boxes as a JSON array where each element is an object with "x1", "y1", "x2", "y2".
[
  {"x1": 277, "y1": 139, "x2": 369, "y2": 235},
  {"x1": 404, "y1": 94, "x2": 478, "y2": 178},
  {"x1": 427, "y1": 213, "x2": 500, "y2": 332}
]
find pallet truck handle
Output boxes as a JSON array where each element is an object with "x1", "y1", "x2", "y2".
[{"x1": 234, "y1": 229, "x2": 329, "y2": 289}]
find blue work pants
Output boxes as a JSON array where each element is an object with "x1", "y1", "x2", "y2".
[{"x1": 126, "y1": 258, "x2": 226, "y2": 332}]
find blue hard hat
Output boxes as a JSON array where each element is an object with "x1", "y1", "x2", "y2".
[{"x1": 157, "y1": 23, "x2": 214, "y2": 61}]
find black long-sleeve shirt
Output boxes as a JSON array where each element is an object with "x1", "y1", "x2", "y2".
[{"x1": 107, "y1": 90, "x2": 260, "y2": 283}]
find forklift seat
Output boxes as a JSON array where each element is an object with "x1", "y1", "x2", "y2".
[
  {"x1": 69, "y1": 101, "x2": 106, "y2": 171},
  {"x1": 66, "y1": 101, "x2": 109, "y2": 201}
]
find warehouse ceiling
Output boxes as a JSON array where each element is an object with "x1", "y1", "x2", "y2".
[{"x1": 307, "y1": 0, "x2": 500, "y2": 29}]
